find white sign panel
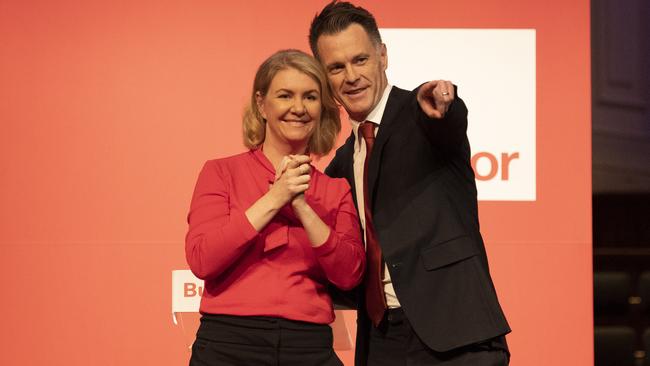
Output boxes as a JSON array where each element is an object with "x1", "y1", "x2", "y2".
[
  {"x1": 171, "y1": 269, "x2": 203, "y2": 324},
  {"x1": 381, "y1": 29, "x2": 536, "y2": 201}
]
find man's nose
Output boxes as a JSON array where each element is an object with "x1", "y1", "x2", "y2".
[{"x1": 344, "y1": 64, "x2": 360, "y2": 83}]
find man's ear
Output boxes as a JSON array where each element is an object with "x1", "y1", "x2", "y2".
[
  {"x1": 379, "y1": 43, "x2": 388, "y2": 71},
  {"x1": 255, "y1": 91, "x2": 266, "y2": 119}
]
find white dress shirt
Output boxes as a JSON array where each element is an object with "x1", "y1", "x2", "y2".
[{"x1": 349, "y1": 84, "x2": 401, "y2": 308}]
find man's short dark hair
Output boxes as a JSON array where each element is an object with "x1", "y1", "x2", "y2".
[{"x1": 309, "y1": 1, "x2": 382, "y2": 60}]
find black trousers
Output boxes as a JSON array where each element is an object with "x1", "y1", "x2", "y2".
[
  {"x1": 367, "y1": 308, "x2": 509, "y2": 366},
  {"x1": 189, "y1": 313, "x2": 343, "y2": 366}
]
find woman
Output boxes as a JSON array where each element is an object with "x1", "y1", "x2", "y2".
[{"x1": 185, "y1": 49, "x2": 365, "y2": 366}]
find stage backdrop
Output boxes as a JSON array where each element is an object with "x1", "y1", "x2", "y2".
[{"x1": 0, "y1": 1, "x2": 591, "y2": 365}]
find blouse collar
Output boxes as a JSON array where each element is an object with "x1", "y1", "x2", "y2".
[{"x1": 250, "y1": 148, "x2": 276, "y2": 179}]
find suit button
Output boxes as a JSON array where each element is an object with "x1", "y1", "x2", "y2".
[{"x1": 390, "y1": 262, "x2": 402, "y2": 269}]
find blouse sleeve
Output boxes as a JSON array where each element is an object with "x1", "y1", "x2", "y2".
[
  {"x1": 312, "y1": 183, "x2": 365, "y2": 290},
  {"x1": 185, "y1": 161, "x2": 258, "y2": 280}
]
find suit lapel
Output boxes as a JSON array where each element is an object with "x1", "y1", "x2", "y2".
[
  {"x1": 367, "y1": 87, "x2": 411, "y2": 205},
  {"x1": 342, "y1": 132, "x2": 357, "y2": 199},
  {"x1": 333, "y1": 132, "x2": 360, "y2": 210}
]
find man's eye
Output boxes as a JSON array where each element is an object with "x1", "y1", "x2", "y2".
[
  {"x1": 356, "y1": 57, "x2": 368, "y2": 64},
  {"x1": 330, "y1": 66, "x2": 344, "y2": 74}
]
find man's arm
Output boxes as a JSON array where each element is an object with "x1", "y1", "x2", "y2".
[
  {"x1": 416, "y1": 79, "x2": 455, "y2": 119},
  {"x1": 324, "y1": 132, "x2": 355, "y2": 179},
  {"x1": 414, "y1": 82, "x2": 469, "y2": 155}
]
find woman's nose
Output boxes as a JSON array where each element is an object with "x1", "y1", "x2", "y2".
[{"x1": 291, "y1": 98, "x2": 306, "y2": 114}]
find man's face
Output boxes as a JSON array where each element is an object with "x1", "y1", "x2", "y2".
[{"x1": 316, "y1": 23, "x2": 388, "y2": 122}]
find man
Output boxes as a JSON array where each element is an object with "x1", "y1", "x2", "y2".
[{"x1": 309, "y1": 2, "x2": 511, "y2": 365}]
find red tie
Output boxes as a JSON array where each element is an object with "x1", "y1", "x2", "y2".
[{"x1": 359, "y1": 121, "x2": 387, "y2": 326}]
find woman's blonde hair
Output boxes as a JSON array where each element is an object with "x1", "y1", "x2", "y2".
[{"x1": 243, "y1": 49, "x2": 340, "y2": 156}]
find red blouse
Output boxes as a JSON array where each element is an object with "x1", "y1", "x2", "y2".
[{"x1": 185, "y1": 149, "x2": 365, "y2": 324}]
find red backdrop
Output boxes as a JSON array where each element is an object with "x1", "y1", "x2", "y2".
[{"x1": 0, "y1": 1, "x2": 591, "y2": 365}]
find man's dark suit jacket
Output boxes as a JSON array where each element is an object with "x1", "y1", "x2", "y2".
[{"x1": 325, "y1": 86, "x2": 511, "y2": 365}]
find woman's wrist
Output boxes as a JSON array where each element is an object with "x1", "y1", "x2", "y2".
[
  {"x1": 292, "y1": 199, "x2": 330, "y2": 247},
  {"x1": 266, "y1": 185, "x2": 289, "y2": 210},
  {"x1": 291, "y1": 195, "x2": 308, "y2": 210}
]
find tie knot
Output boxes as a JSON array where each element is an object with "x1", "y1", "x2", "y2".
[{"x1": 359, "y1": 121, "x2": 376, "y2": 142}]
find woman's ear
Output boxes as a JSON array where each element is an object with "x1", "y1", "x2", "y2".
[{"x1": 255, "y1": 91, "x2": 266, "y2": 120}]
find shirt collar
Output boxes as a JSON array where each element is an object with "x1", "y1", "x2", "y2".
[{"x1": 351, "y1": 84, "x2": 392, "y2": 146}]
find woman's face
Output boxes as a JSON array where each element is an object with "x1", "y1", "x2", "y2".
[{"x1": 257, "y1": 68, "x2": 321, "y2": 152}]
